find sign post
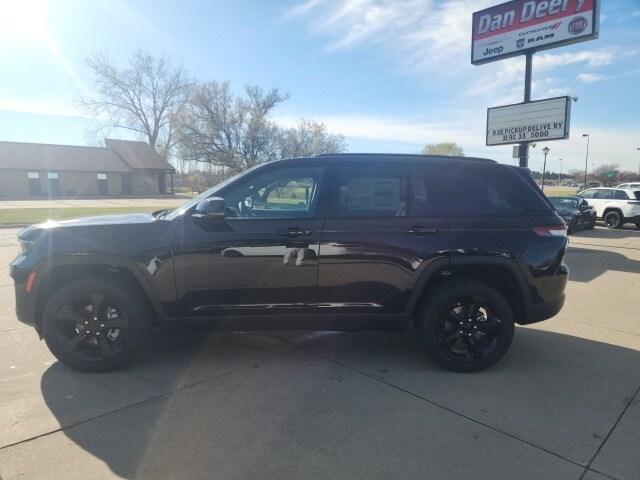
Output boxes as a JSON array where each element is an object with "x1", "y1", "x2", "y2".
[{"x1": 472, "y1": 0, "x2": 600, "y2": 167}]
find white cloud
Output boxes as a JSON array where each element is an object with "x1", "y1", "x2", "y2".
[
  {"x1": 631, "y1": 10, "x2": 640, "y2": 18},
  {"x1": 576, "y1": 73, "x2": 606, "y2": 84}
]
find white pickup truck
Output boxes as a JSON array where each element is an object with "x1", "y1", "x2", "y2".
[{"x1": 578, "y1": 187, "x2": 640, "y2": 229}]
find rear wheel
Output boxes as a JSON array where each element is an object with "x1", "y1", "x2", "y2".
[
  {"x1": 42, "y1": 277, "x2": 152, "y2": 372},
  {"x1": 416, "y1": 281, "x2": 515, "y2": 372},
  {"x1": 603, "y1": 210, "x2": 623, "y2": 229},
  {"x1": 635, "y1": 223, "x2": 640, "y2": 230}
]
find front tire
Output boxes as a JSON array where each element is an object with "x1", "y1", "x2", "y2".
[
  {"x1": 42, "y1": 277, "x2": 152, "y2": 372},
  {"x1": 604, "y1": 210, "x2": 623, "y2": 229},
  {"x1": 416, "y1": 281, "x2": 515, "y2": 372}
]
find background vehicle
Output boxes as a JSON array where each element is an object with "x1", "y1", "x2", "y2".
[
  {"x1": 578, "y1": 187, "x2": 640, "y2": 229},
  {"x1": 11, "y1": 154, "x2": 569, "y2": 373},
  {"x1": 548, "y1": 196, "x2": 596, "y2": 233},
  {"x1": 616, "y1": 182, "x2": 640, "y2": 189}
]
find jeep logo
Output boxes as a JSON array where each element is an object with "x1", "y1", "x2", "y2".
[{"x1": 483, "y1": 46, "x2": 504, "y2": 56}]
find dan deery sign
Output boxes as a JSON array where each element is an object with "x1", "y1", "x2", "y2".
[
  {"x1": 486, "y1": 97, "x2": 571, "y2": 146},
  {"x1": 472, "y1": 0, "x2": 599, "y2": 65}
]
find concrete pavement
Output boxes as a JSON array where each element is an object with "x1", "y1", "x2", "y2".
[{"x1": 1, "y1": 225, "x2": 639, "y2": 479}]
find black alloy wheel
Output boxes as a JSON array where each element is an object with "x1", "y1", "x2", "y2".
[
  {"x1": 417, "y1": 281, "x2": 515, "y2": 372},
  {"x1": 53, "y1": 293, "x2": 130, "y2": 363},
  {"x1": 435, "y1": 299, "x2": 504, "y2": 364},
  {"x1": 42, "y1": 278, "x2": 151, "y2": 372}
]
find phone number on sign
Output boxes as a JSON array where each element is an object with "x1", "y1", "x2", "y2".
[{"x1": 501, "y1": 130, "x2": 551, "y2": 142}]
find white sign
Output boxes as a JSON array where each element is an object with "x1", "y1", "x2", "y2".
[
  {"x1": 486, "y1": 97, "x2": 571, "y2": 146},
  {"x1": 472, "y1": 0, "x2": 599, "y2": 65}
]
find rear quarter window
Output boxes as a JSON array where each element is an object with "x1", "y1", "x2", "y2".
[{"x1": 430, "y1": 163, "x2": 548, "y2": 216}]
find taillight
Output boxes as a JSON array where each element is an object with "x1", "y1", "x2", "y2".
[
  {"x1": 25, "y1": 272, "x2": 36, "y2": 293},
  {"x1": 532, "y1": 225, "x2": 568, "y2": 237}
]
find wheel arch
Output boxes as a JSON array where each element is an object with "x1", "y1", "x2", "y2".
[
  {"x1": 33, "y1": 256, "x2": 165, "y2": 330},
  {"x1": 408, "y1": 257, "x2": 531, "y2": 325}
]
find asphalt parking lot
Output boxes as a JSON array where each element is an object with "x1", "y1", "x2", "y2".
[{"x1": 1, "y1": 225, "x2": 639, "y2": 480}]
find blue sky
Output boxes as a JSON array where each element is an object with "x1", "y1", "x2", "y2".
[{"x1": 0, "y1": 0, "x2": 639, "y2": 173}]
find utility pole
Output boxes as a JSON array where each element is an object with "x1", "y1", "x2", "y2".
[
  {"x1": 518, "y1": 53, "x2": 533, "y2": 168},
  {"x1": 541, "y1": 146, "x2": 550, "y2": 192},
  {"x1": 582, "y1": 133, "x2": 590, "y2": 187}
]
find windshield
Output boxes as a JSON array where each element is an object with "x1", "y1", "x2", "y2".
[{"x1": 549, "y1": 197, "x2": 577, "y2": 209}]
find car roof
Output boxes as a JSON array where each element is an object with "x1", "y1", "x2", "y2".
[{"x1": 312, "y1": 153, "x2": 496, "y2": 163}]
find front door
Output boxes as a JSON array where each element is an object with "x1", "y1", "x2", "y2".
[{"x1": 173, "y1": 163, "x2": 326, "y2": 317}]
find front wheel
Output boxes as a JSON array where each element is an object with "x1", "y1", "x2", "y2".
[
  {"x1": 42, "y1": 277, "x2": 152, "y2": 372},
  {"x1": 604, "y1": 211, "x2": 623, "y2": 229},
  {"x1": 416, "y1": 281, "x2": 515, "y2": 372}
]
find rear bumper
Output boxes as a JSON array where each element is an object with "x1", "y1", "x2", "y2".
[{"x1": 521, "y1": 293, "x2": 565, "y2": 325}]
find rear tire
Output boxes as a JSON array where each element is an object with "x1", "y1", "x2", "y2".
[
  {"x1": 42, "y1": 277, "x2": 152, "y2": 372},
  {"x1": 635, "y1": 223, "x2": 640, "y2": 230},
  {"x1": 416, "y1": 281, "x2": 515, "y2": 372},
  {"x1": 603, "y1": 210, "x2": 623, "y2": 229}
]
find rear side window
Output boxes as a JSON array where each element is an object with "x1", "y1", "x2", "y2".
[
  {"x1": 330, "y1": 165, "x2": 408, "y2": 218},
  {"x1": 430, "y1": 163, "x2": 547, "y2": 216},
  {"x1": 614, "y1": 190, "x2": 628, "y2": 200}
]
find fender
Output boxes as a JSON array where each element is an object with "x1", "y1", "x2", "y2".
[
  {"x1": 404, "y1": 254, "x2": 532, "y2": 318},
  {"x1": 31, "y1": 253, "x2": 171, "y2": 326}
]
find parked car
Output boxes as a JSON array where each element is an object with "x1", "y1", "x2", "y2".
[
  {"x1": 578, "y1": 187, "x2": 640, "y2": 229},
  {"x1": 10, "y1": 154, "x2": 569, "y2": 373},
  {"x1": 548, "y1": 196, "x2": 596, "y2": 233},
  {"x1": 616, "y1": 182, "x2": 640, "y2": 189}
]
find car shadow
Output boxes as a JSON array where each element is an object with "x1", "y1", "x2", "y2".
[
  {"x1": 566, "y1": 245, "x2": 640, "y2": 282},
  {"x1": 36, "y1": 326, "x2": 640, "y2": 479}
]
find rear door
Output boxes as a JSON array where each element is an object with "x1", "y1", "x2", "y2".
[{"x1": 316, "y1": 160, "x2": 449, "y2": 315}]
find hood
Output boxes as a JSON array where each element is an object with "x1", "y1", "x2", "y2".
[
  {"x1": 554, "y1": 207, "x2": 577, "y2": 217},
  {"x1": 18, "y1": 213, "x2": 157, "y2": 241}
]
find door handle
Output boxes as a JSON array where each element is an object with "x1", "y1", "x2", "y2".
[
  {"x1": 408, "y1": 226, "x2": 439, "y2": 235},
  {"x1": 279, "y1": 228, "x2": 312, "y2": 237}
]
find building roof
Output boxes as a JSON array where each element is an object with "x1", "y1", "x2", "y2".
[
  {"x1": 0, "y1": 141, "x2": 131, "y2": 173},
  {"x1": 0, "y1": 138, "x2": 175, "y2": 173},
  {"x1": 105, "y1": 139, "x2": 174, "y2": 171}
]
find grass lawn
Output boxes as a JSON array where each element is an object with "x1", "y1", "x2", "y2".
[
  {"x1": 542, "y1": 187, "x2": 579, "y2": 197},
  {"x1": 0, "y1": 206, "x2": 164, "y2": 226}
]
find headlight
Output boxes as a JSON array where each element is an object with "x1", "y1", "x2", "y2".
[{"x1": 19, "y1": 239, "x2": 36, "y2": 255}]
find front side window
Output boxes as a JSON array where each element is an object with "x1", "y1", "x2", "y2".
[
  {"x1": 330, "y1": 165, "x2": 408, "y2": 218},
  {"x1": 222, "y1": 165, "x2": 324, "y2": 219},
  {"x1": 580, "y1": 189, "x2": 596, "y2": 199}
]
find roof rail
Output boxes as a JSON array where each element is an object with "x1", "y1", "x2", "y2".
[{"x1": 313, "y1": 153, "x2": 495, "y2": 163}]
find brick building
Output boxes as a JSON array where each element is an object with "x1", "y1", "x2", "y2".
[{"x1": 0, "y1": 138, "x2": 175, "y2": 197}]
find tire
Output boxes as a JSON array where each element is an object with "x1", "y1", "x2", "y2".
[
  {"x1": 585, "y1": 222, "x2": 596, "y2": 230},
  {"x1": 42, "y1": 277, "x2": 152, "y2": 372},
  {"x1": 416, "y1": 281, "x2": 515, "y2": 372},
  {"x1": 603, "y1": 210, "x2": 623, "y2": 229},
  {"x1": 635, "y1": 223, "x2": 640, "y2": 230}
]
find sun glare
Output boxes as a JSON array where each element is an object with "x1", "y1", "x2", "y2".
[{"x1": 1, "y1": 0, "x2": 48, "y2": 38}]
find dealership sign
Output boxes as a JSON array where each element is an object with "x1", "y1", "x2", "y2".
[
  {"x1": 472, "y1": 0, "x2": 599, "y2": 65},
  {"x1": 486, "y1": 96, "x2": 571, "y2": 146}
]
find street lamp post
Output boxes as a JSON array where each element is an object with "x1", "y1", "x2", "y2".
[
  {"x1": 582, "y1": 133, "x2": 590, "y2": 187},
  {"x1": 559, "y1": 158, "x2": 563, "y2": 183},
  {"x1": 541, "y1": 146, "x2": 550, "y2": 192},
  {"x1": 637, "y1": 147, "x2": 640, "y2": 176}
]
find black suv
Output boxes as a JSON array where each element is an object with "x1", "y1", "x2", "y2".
[{"x1": 11, "y1": 154, "x2": 568, "y2": 373}]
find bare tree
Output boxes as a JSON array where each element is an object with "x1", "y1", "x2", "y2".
[
  {"x1": 176, "y1": 81, "x2": 289, "y2": 172},
  {"x1": 421, "y1": 142, "x2": 465, "y2": 156},
  {"x1": 78, "y1": 51, "x2": 191, "y2": 155},
  {"x1": 278, "y1": 119, "x2": 346, "y2": 158}
]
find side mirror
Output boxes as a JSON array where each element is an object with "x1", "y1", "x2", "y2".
[{"x1": 193, "y1": 197, "x2": 225, "y2": 220}]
